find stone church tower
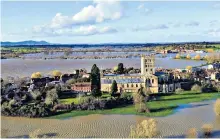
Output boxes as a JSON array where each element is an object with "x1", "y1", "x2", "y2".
[{"x1": 141, "y1": 55, "x2": 155, "y2": 75}]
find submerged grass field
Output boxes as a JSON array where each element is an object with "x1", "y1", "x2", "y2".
[{"x1": 49, "y1": 91, "x2": 219, "y2": 119}]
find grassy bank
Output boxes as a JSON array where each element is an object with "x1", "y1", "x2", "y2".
[{"x1": 48, "y1": 91, "x2": 219, "y2": 119}]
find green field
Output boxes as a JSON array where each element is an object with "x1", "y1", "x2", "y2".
[
  {"x1": 48, "y1": 91, "x2": 219, "y2": 119},
  {"x1": 211, "y1": 44, "x2": 220, "y2": 51},
  {"x1": 1, "y1": 47, "x2": 41, "y2": 53}
]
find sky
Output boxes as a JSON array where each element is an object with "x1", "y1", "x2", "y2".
[{"x1": 1, "y1": 1, "x2": 220, "y2": 44}]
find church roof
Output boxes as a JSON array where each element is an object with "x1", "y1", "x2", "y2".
[
  {"x1": 154, "y1": 71, "x2": 166, "y2": 77},
  {"x1": 101, "y1": 78, "x2": 144, "y2": 84},
  {"x1": 103, "y1": 73, "x2": 142, "y2": 77}
]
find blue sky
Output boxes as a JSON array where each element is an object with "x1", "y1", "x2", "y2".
[{"x1": 1, "y1": 1, "x2": 220, "y2": 44}]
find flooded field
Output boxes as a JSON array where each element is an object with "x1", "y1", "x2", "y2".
[
  {"x1": 2, "y1": 100, "x2": 220, "y2": 138},
  {"x1": 1, "y1": 58, "x2": 206, "y2": 78},
  {"x1": 22, "y1": 51, "x2": 208, "y2": 59}
]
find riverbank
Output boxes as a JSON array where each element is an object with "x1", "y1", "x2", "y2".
[
  {"x1": 2, "y1": 99, "x2": 220, "y2": 138},
  {"x1": 49, "y1": 91, "x2": 219, "y2": 119}
]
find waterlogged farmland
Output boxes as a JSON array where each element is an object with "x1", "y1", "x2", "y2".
[{"x1": 1, "y1": 58, "x2": 206, "y2": 78}]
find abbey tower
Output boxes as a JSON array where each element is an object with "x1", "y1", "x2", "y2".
[{"x1": 141, "y1": 55, "x2": 155, "y2": 75}]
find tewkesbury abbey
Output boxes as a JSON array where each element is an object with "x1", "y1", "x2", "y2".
[
  {"x1": 101, "y1": 55, "x2": 181, "y2": 93},
  {"x1": 2, "y1": 1, "x2": 220, "y2": 138}
]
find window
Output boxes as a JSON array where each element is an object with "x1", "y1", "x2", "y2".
[
  {"x1": 146, "y1": 69, "x2": 148, "y2": 72},
  {"x1": 131, "y1": 84, "x2": 134, "y2": 87},
  {"x1": 122, "y1": 84, "x2": 124, "y2": 88},
  {"x1": 151, "y1": 69, "x2": 153, "y2": 71},
  {"x1": 136, "y1": 84, "x2": 138, "y2": 87},
  {"x1": 127, "y1": 84, "x2": 129, "y2": 88},
  {"x1": 152, "y1": 79, "x2": 154, "y2": 84}
]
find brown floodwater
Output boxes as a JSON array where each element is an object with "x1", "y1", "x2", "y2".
[
  {"x1": 1, "y1": 58, "x2": 205, "y2": 78},
  {"x1": 1, "y1": 100, "x2": 220, "y2": 138}
]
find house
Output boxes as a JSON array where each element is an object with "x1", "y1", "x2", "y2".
[
  {"x1": 73, "y1": 69, "x2": 79, "y2": 75},
  {"x1": 60, "y1": 74, "x2": 77, "y2": 83},
  {"x1": 208, "y1": 64, "x2": 214, "y2": 70},
  {"x1": 208, "y1": 63, "x2": 220, "y2": 70},
  {"x1": 195, "y1": 50, "x2": 205, "y2": 53},
  {"x1": 71, "y1": 82, "x2": 91, "y2": 93},
  {"x1": 192, "y1": 67, "x2": 202, "y2": 72},
  {"x1": 82, "y1": 73, "x2": 90, "y2": 78},
  {"x1": 211, "y1": 72, "x2": 220, "y2": 82}
]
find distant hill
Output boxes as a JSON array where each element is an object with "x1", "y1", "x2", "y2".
[
  {"x1": 1, "y1": 40, "x2": 50, "y2": 46},
  {"x1": 1, "y1": 40, "x2": 220, "y2": 47}
]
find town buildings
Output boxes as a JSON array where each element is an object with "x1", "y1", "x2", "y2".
[
  {"x1": 71, "y1": 82, "x2": 91, "y2": 93},
  {"x1": 101, "y1": 55, "x2": 181, "y2": 93}
]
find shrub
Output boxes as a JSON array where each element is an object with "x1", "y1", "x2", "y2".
[
  {"x1": 66, "y1": 78, "x2": 76, "y2": 86},
  {"x1": 201, "y1": 124, "x2": 213, "y2": 138},
  {"x1": 129, "y1": 119, "x2": 158, "y2": 138},
  {"x1": 52, "y1": 70, "x2": 62, "y2": 77},
  {"x1": 186, "y1": 54, "x2": 191, "y2": 59},
  {"x1": 45, "y1": 97, "x2": 53, "y2": 106},
  {"x1": 214, "y1": 99, "x2": 220, "y2": 116},
  {"x1": 121, "y1": 92, "x2": 130, "y2": 98},
  {"x1": 214, "y1": 84, "x2": 220, "y2": 93},
  {"x1": 135, "y1": 102, "x2": 149, "y2": 113},
  {"x1": 30, "y1": 90, "x2": 42, "y2": 100},
  {"x1": 75, "y1": 96, "x2": 133, "y2": 110},
  {"x1": 78, "y1": 96, "x2": 92, "y2": 104},
  {"x1": 8, "y1": 98, "x2": 16, "y2": 108},
  {"x1": 133, "y1": 87, "x2": 149, "y2": 113},
  {"x1": 194, "y1": 54, "x2": 201, "y2": 60},
  {"x1": 202, "y1": 83, "x2": 215, "y2": 93},
  {"x1": 91, "y1": 87, "x2": 102, "y2": 98},
  {"x1": 175, "y1": 88, "x2": 184, "y2": 94},
  {"x1": 31, "y1": 72, "x2": 42, "y2": 79},
  {"x1": 186, "y1": 128, "x2": 198, "y2": 138},
  {"x1": 29, "y1": 129, "x2": 48, "y2": 138},
  {"x1": 133, "y1": 92, "x2": 144, "y2": 104},
  {"x1": 111, "y1": 80, "x2": 118, "y2": 97},
  {"x1": 186, "y1": 66, "x2": 192, "y2": 71},
  {"x1": 191, "y1": 84, "x2": 202, "y2": 93},
  {"x1": 175, "y1": 54, "x2": 181, "y2": 59}
]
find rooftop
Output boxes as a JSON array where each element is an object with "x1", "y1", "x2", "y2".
[
  {"x1": 103, "y1": 73, "x2": 142, "y2": 77},
  {"x1": 101, "y1": 78, "x2": 144, "y2": 84},
  {"x1": 154, "y1": 72, "x2": 166, "y2": 77}
]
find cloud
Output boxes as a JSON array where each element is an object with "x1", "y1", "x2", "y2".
[
  {"x1": 185, "y1": 21, "x2": 199, "y2": 27},
  {"x1": 32, "y1": 25, "x2": 118, "y2": 37},
  {"x1": 137, "y1": 3, "x2": 152, "y2": 15},
  {"x1": 132, "y1": 24, "x2": 169, "y2": 32},
  {"x1": 209, "y1": 20, "x2": 219, "y2": 26},
  {"x1": 31, "y1": 0, "x2": 122, "y2": 37},
  {"x1": 171, "y1": 21, "x2": 200, "y2": 28},
  {"x1": 207, "y1": 28, "x2": 220, "y2": 37},
  {"x1": 173, "y1": 23, "x2": 181, "y2": 28},
  {"x1": 213, "y1": 3, "x2": 220, "y2": 8},
  {"x1": 137, "y1": 4, "x2": 144, "y2": 10},
  {"x1": 37, "y1": 0, "x2": 123, "y2": 29}
]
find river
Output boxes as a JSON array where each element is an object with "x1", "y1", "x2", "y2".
[{"x1": 1, "y1": 57, "x2": 206, "y2": 78}]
